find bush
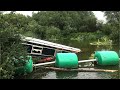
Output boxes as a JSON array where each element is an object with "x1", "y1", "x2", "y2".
[
  {"x1": 0, "y1": 25, "x2": 27, "y2": 79},
  {"x1": 70, "y1": 32, "x2": 101, "y2": 41}
]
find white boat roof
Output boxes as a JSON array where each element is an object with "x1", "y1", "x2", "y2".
[{"x1": 22, "y1": 36, "x2": 81, "y2": 53}]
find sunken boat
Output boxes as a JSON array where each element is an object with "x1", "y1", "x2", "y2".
[{"x1": 21, "y1": 36, "x2": 81, "y2": 63}]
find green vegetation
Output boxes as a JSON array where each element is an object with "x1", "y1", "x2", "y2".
[
  {"x1": 0, "y1": 12, "x2": 28, "y2": 79},
  {"x1": 0, "y1": 11, "x2": 120, "y2": 79},
  {"x1": 70, "y1": 32, "x2": 102, "y2": 41},
  {"x1": 90, "y1": 36, "x2": 112, "y2": 45},
  {"x1": 103, "y1": 11, "x2": 120, "y2": 43}
]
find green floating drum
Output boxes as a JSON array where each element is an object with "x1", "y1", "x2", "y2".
[
  {"x1": 55, "y1": 53, "x2": 78, "y2": 68},
  {"x1": 15, "y1": 56, "x2": 33, "y2": 75},
  {"x1": 24, "y1": 56, "x2": 33, "y2": 73},
  {"x1": 94, "y1": 51, "x2": 119, "y2": 65}
]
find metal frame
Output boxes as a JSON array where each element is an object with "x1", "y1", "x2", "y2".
[
  {"x1": 22, "y1": 36, "x2": 81, "y2": 53},
  {"x1": 22, "y1": 42, "x2": 71, "y2": 57},
  {"x1": 31, "y1": 45, "x2": 43, "y2": 55}
]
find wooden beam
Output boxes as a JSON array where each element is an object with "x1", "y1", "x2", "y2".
[{"x1": 38, "y1": 66, "x2": 118, "y2": 72}]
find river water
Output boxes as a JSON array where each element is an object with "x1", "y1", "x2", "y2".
[{"x1": 17, "y1": 40, "x2": 120, "y2": 79}]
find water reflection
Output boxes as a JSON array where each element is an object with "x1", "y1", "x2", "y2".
[
  {"x1": 42, "y1": 71, "x2": 57, "y2": 79},
  {"x1": 76, "y1": 72, "x2": 118, "y2": 79},
  {"x1": 56, "y1": 71, "x2": 78, "y2": 79}
]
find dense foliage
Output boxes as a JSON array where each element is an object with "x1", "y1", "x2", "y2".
[
  {"x1": 32, "y1": 11, "x2": 97, "y2": 39},
  {"x1": 103, "y1": 11, "x2": 120, "y2": 43},
  {"x1": 0, "y1": 12, "x2": 28, "y2": 79}
]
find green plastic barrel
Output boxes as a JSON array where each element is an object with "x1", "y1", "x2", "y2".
[
  {"x1": 15, "y1": 56, "x2": 33, "y2": 75},
  {"x1": 94, "y1": 51, "x2": 119, "y2": 65},
  {"x1": 55, "y1": 53, "x2": 78, "y2": 68},
  {"x1": 24, "y1": 56, "x2": 33, "y2": 73}
]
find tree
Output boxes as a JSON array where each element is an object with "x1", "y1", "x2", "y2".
[
  {"x1": 32, "y1": 11, "x2": 97, "y2": 38},
  {"x1": 45, "y1": 26, "x2": 61, "y2": 39},
  {"x1": 0, "y1": 13, "x2": 28, "y2": 79},
  {"x1": 104, "y1": 11, "x2": 120, "y2": 42}
]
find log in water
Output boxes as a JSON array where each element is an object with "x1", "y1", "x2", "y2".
[{"x1": 36, "y1": 66, "x2": 118, "y2": 72}]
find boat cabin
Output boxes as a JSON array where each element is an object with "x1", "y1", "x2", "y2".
[{"x1": 21, "y1": 36, "x2": 81, "y2": 58}]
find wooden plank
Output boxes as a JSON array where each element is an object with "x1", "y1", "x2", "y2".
[{"x1": 38, "y1": 66, "x2": 118, "y2": 72}]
